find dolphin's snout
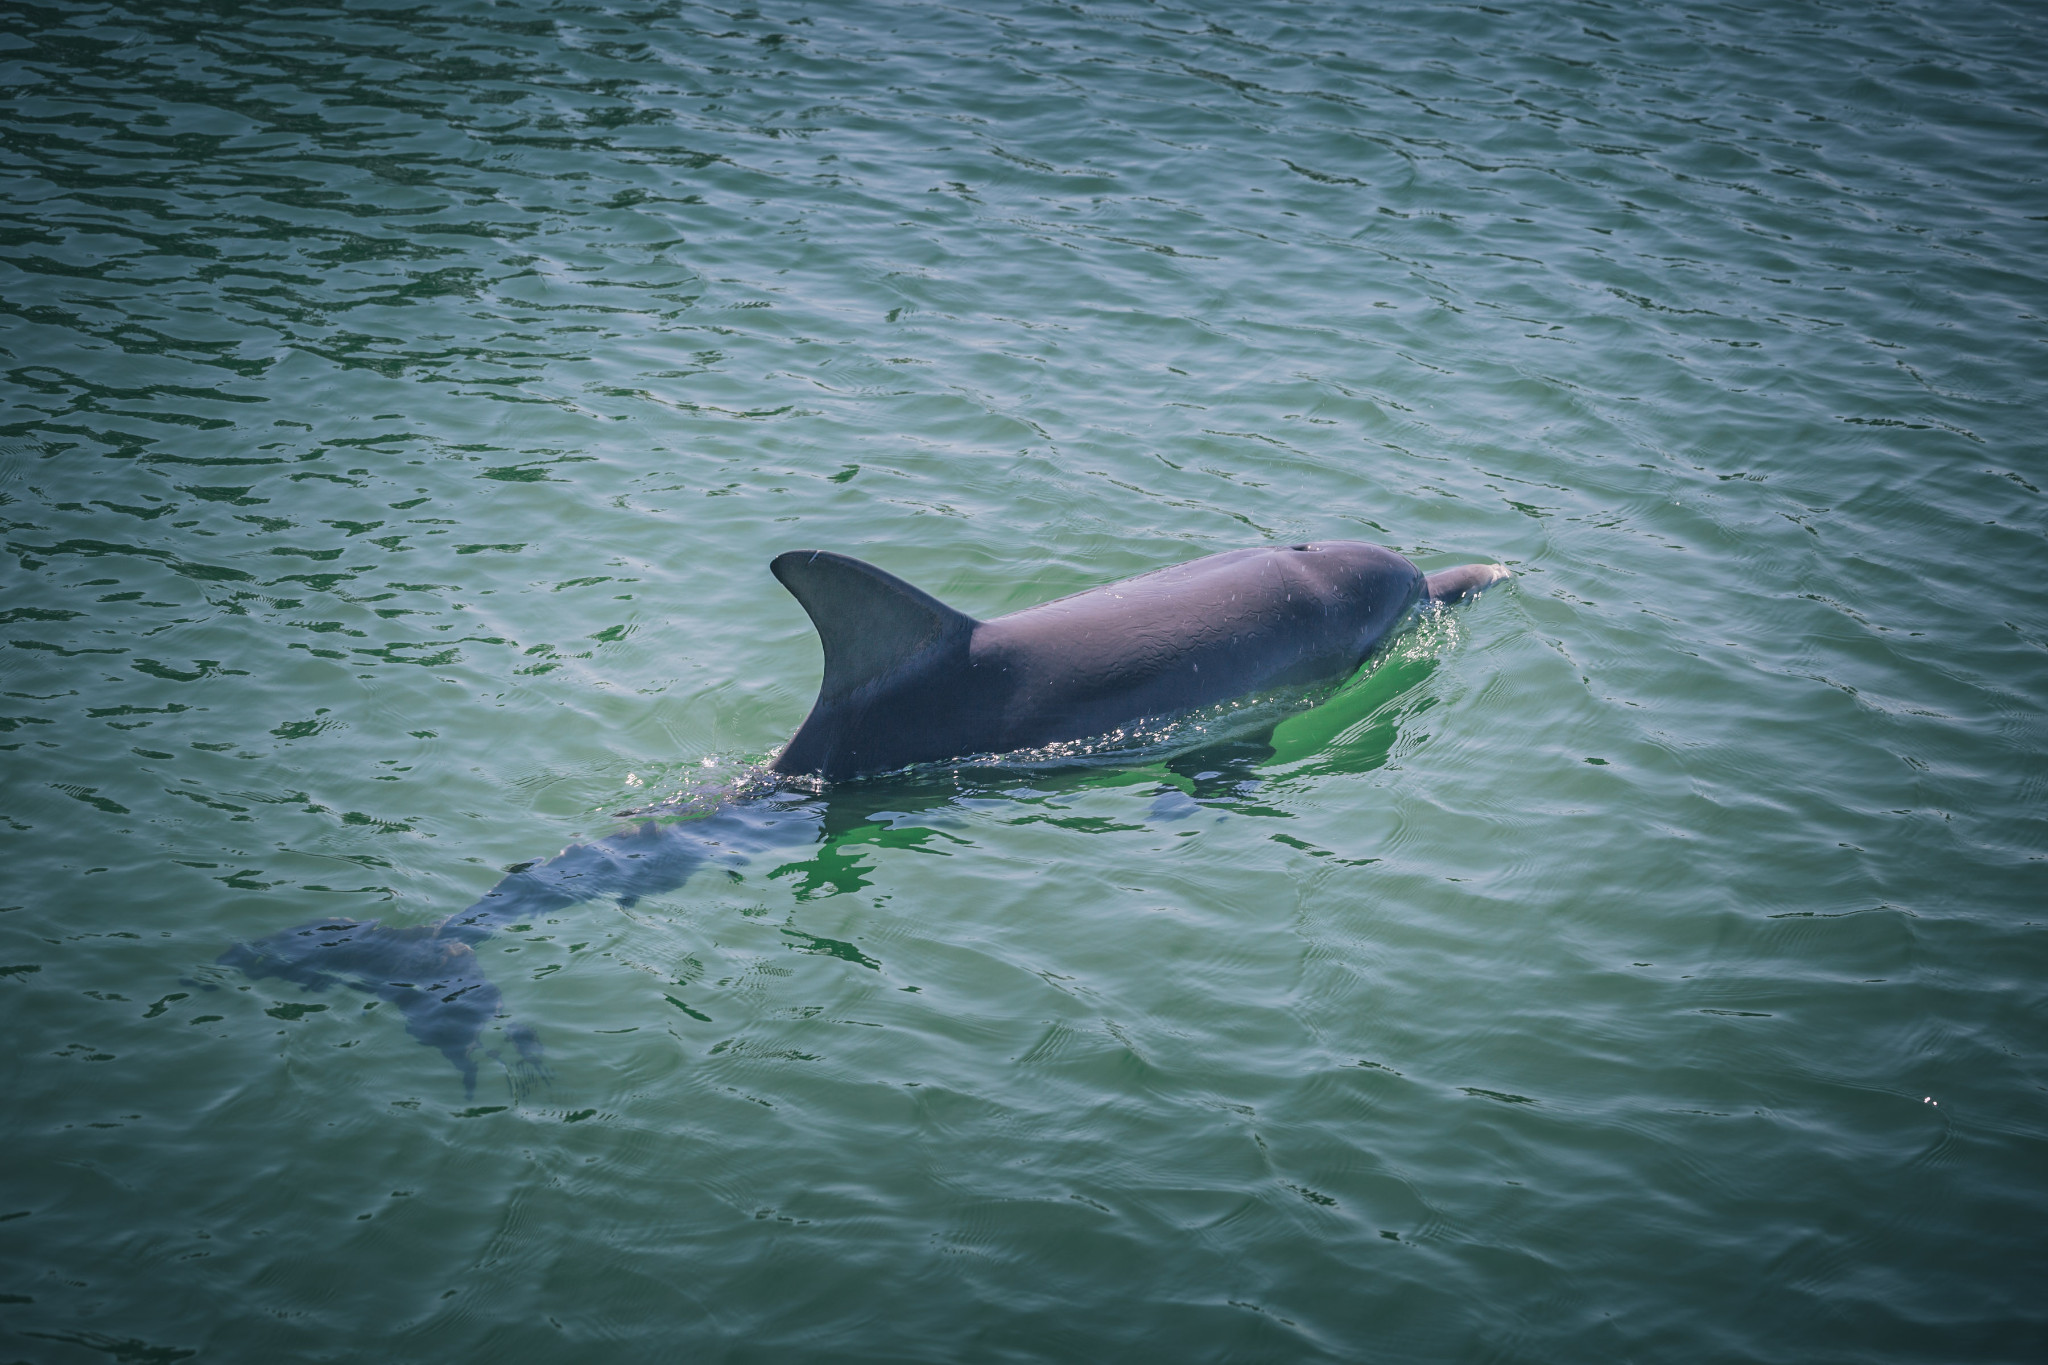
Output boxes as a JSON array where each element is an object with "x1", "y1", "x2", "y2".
[{"x1": 1422, "y1": 562, "x2": 1511, "y2": 605}]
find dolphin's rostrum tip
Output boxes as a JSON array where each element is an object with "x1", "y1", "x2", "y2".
[{"x1": 1423, "y1": 562, "x2": 1510, "y2": 605}]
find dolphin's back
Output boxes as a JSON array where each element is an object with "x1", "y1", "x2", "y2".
[
  {"x1": 970, "y1": 543, "x2": 1422, "y2": 750},
  {"x1": 768, "y1": 541, "x2": 1485, "y2": 781}
]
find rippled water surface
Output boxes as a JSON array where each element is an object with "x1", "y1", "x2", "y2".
[{"x1": 3, "y1": 0, "x2": 2045, "y2": 1360}]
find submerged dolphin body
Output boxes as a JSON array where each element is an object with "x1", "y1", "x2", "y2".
[
  {"x1": 218, "y1": 795, "x2": 824, "y2": 1095},
  {"x1": 771, "y1": 541, "x2": 1508, "y2": 781},
  {"x1": 221, "y1": 541, "x2": 1506, "y2": 1089}
]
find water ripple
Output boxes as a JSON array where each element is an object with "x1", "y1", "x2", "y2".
[{"x1": 3, "y1": 0, "x2": 2045, "y2": 1359}]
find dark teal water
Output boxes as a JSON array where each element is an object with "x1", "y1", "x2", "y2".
[{"x1": 3, "y1": 0, "x2": 2045, "y2": 1360}]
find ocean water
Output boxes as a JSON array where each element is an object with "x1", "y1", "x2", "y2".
[{"x1": 2, "y1": 0, "x2": 2044, "y2": 1360}]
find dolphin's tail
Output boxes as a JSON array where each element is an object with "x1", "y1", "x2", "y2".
[
  {"x1": 215, "y1": 796, "x2": 827, "y2": 1093},
  {"x1": 1423, "y1": 563, "x2": 1510, "y2": 605},
  {"x1": 495, "y1": 1022, "x2": 551, "y2": 1102}
]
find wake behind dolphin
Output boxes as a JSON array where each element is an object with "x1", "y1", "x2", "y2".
[{"x1": 220, "y1": 540, "x2": 1507, "y2": 1091}]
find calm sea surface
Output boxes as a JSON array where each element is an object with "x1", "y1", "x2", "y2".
[{"x1": 2, "y1": 0, "x2": 2044, "y2": 1360}]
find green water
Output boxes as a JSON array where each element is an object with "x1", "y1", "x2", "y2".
[{"x1": 3, "y1": 0, "x2": 2044, "y2": 1359}]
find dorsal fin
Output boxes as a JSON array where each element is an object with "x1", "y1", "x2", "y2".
[{"x1": 770, "y1": 550, "x2": 977, "y2": 705}]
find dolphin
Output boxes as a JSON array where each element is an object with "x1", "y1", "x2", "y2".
[
  {"x1": 771, "y1": 541, "x2": 1508, "y2": 781},
  {"x1": 217, "y1": 541, "x2": 1505, "y2": 1089}
]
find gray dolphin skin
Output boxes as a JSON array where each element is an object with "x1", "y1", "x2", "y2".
[{"x1": 771, "y1": 541, "x2": 1508, "y2": 782}]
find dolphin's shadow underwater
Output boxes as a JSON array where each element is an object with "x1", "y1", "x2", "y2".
[{"x1": 219, "y1": 539, "x2": 1505, "y2": 1094}]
